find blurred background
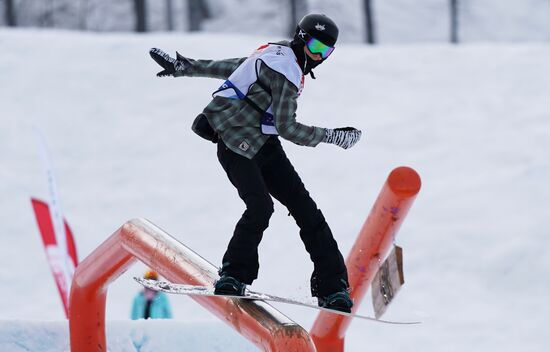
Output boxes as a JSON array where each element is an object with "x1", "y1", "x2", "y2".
[{"x1": 2, "y1": 0, "x2": 550, "y2": 43}]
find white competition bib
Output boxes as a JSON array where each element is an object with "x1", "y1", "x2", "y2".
[{"x1": 213, "y1": 44, "x2": 304, "y2": 135}]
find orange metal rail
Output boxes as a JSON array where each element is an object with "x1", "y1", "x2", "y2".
[
  {"x1": 69, "y1": 219, "x2": 315, "y2": 352},
  {"x1": 69, "y1": 167, "x2": 421, "y2": 352},
  {"x1": 310, "y1": 166, "x2": 421, "y2": 352}
]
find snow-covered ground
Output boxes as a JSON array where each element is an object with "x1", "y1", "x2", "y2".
[
  {"x1": 0, "y1": 320, "x2": 256, "y2": 351},
  {"x1": 1, "y1": 29, "x2": 549, "y2": 351}
]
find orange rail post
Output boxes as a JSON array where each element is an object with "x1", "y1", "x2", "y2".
[
  {"x1": 69, "y1": 218, "x2": 316, "y2": 352},
  {"x1": 310, "y1": 167, "x2": 421, "y2": 352}
]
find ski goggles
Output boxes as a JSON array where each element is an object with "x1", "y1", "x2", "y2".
[{"x1": 305, "y1": 36, "x2": 335, "y2": 59}]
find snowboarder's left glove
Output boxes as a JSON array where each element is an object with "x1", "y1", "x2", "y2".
[
  {"x1": 149, "y1": 48, "x2": 189, "y2": 77},
  {"x1": 323, "y1": 127, "x2": 362, "y2": 149}
]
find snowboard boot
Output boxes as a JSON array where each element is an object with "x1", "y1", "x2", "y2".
[
  {"x1": 318, "y1": 290, "x2": 354, "y2": 313},
  {"x1": 214, "y1": 274, "x2": 246, "y2": 296}
]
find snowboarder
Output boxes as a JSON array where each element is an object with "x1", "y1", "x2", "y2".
[{"x1": 149, "y1": 13, "x2": 361, "y2": 312}]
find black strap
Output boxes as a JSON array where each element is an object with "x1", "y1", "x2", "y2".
[
  {"x1": 242, "y1": 66, "x2": 272, "y2": 115},
  {"x1": 242, "y1": 91, "x2": 267, "y2": 115}
]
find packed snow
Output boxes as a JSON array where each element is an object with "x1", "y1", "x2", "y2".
[
  {"x1": 0, "y1": 320, "x2": 256, "y2": 351},
  {"x1": 0, "y1": 28, "x2": 549, "y2": 351}
]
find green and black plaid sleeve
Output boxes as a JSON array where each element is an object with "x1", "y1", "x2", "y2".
[
  {"x1": 175, "y1": 57, "x2": 247, "y2": 79},
  {"x1": 262, "y1": 64, "x2": 326, "y2": 146}
]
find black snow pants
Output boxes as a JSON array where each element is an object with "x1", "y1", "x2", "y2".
[{"x1": 217, "y1": 137, "x2": 349, "y2": 297}]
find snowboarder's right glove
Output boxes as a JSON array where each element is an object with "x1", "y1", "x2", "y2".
[
  {"x1": 149, "y1": 48, "x2": 189, "y2": 77},
  {"x1": 323, "y1": 127, "x2": 362, "y2": 149}
]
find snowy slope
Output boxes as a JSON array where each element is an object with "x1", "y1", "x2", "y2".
[
  {"x1": 1, "y1": 29, "x2": 549, "y2": 351},
  {"x1": 0, "y1": 320, "x2": 256, "y2": 352}
]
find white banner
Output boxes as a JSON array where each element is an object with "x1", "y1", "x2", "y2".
[{"x1": 34, "y1": 128, "x2": 74, "y2": 296}]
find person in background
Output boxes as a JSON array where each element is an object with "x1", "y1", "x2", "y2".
[{"x1": 131, "y1": 270, "x2": 173, "y2": 320}]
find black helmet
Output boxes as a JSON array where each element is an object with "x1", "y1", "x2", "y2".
[{"x1": 295, "y1": 13, "x2": 339, "y2": 47}]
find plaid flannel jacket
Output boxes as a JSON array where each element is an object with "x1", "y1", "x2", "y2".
[{"x1": 175, "y1": 42, "x2": 326, "y2": 159}]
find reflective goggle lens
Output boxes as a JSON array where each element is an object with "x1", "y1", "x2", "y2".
[{"x1": 306, "y1": 37, "x2": 334, "y2": 59}]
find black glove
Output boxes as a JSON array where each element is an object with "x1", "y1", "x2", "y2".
[
  {"x1": 323, "y1": 127, "x2": 362, "y2": 149},
  {"x1": 149, "y1": 48, "x2": 189, "y2": 77}
]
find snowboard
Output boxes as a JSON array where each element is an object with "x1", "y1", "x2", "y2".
[{"x1": 135, "y1": 277, "x2": 420, "y2": 325}]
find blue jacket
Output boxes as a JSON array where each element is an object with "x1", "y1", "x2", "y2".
[{"x1": 131, "y1": 291, "x2": 173, "y2": 320}]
